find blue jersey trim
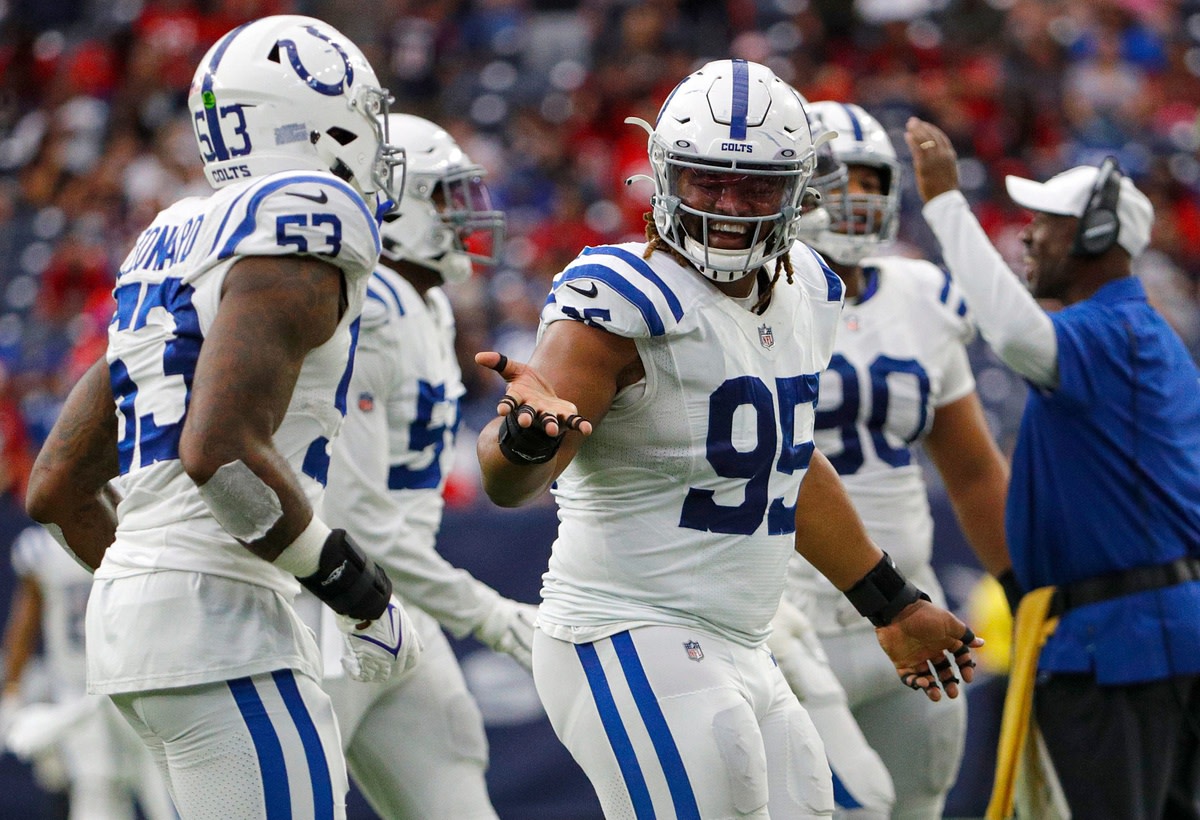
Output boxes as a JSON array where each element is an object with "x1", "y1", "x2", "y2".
[
  {"x1": 334, "y1": 317, "x2": 360, "y2": 416},
  {"x1": 212, "y1": 173, "x2": 380, "y2": 260},
  {"x1": 228, "y1": 677, "x2": 291, "y2": 820},
  {"x1": 272, "y1": 670, "x2": 334, "y2": 820},
  {"x1": 808, "y1": 246, "x2": 844, "y2": 302},
  {"x1": 560, "y1": 263, "x2": 667, "y2": 337},
  {"x1": 938, "y1": 270, "x2": 952, "y2": 304},
  {"x1": 582, "y1": 246, "x2": 685, "y2": 322},
  {"x1": 575, "y1": 642, "x2": 655, "y2": 819},
  {"x1": 368, "y1": 270, "x2": 406, "y2": 316},
  {"x1": 730, "y1": 59, "x2": 749, "y2": 141},
  {"x1": 612, "y1": 631, "x2": 701, "y2": 819},
  {"x1": 857, "y1": 266, "x2": 880, "y2": 305}
]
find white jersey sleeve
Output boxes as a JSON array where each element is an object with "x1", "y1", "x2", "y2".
[
  {"x1": 788, "y1": 243, "x2": 847, "y2": 370},
  {"x1": 541, "y1": 244, "x2": 688, "y2": 340},
  {"x1": 921, "y1": 190, "x2": 1057, "y2": 386},
  {"x1": 323, "y1": 267, "x2": 500, "y2": 639},
  {"x1": 200, "y1": 171, "x2": 381, "y2": 282}
]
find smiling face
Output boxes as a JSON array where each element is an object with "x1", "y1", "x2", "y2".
[
  {"x1": 673, "y1": 166, "x2": 790, "y2": 250},
  {"x1": 1020, "y1": 210, "x2": 1080, "y2": 300},
  {"x1": 822, "y1": 163, "x2": 886, "y2": 235}
]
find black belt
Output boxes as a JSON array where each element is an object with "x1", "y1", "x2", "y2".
[{"x1": 1053, "y1": 555, "x2": 1200, "y2": 613}]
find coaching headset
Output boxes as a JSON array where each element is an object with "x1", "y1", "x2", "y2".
[{"x1": 1071, "y1": 156, "x2": 1123, "y2": 257}]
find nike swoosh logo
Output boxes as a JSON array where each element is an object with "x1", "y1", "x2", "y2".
[
  {"x1": 566, "y1": 282, "x2": 599, "y2": 298},
  {"x1": 287, "y1": 190, "x2": 329, "y2": 204}
]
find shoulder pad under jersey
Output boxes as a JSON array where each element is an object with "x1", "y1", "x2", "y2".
[
  {"x1": 541, "y1": 244, "x2": 688, "y2": 339},
  {"x1": 874, "y1": 256, "x2": 974, "y2": 343},
  {"x1": 206, "y1": 170, "x2": 381, "y2": 282},
  {"x1": 362, "y1": 266, "x2": 414, "y2": 333},
  {"x1": 789, "y1": 243, "x2": 846, "y2": 306}
]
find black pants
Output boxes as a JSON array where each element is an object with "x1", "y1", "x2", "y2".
[{"x1": 1035, "y1": 673, "x2": 1200, "y2": 820}]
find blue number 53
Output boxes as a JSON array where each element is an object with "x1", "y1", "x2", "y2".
[
  {"x1": 277, "y1": 213, "x2": 343, "y2": 256},
  {"x1": 680, "y1": 374, "x2": 819, "y2": 536}
]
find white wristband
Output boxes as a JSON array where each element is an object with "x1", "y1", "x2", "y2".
[{"x1": 273, "y1": 516, "x2": 331, "y2": 578}]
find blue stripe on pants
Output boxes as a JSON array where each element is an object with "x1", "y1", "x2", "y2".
[
  {"x1": 832, "y1": 770, "x2": 864, "y2": 809},
  {"x1": 611, "y1": 631, "x2": 701, "y2": 819},
  {"x1": 273, "y1": 670, "x2": 334, "y2": 820},
  {"x1": 229, "y1": 676, "x2": 291, "y2": 820},
  {"x1": 576, "y1": 642, "x2": 656, "y2": 819}
]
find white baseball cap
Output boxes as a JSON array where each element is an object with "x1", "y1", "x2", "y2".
[{"x1": 1005, "y1": 165, "x2": 1154, "y2": 257}]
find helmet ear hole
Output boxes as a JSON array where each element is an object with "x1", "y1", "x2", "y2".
[
  {"x1": 325, "y1": 127, "x2": 357, "y2": 146},
  {"x1": 431, "y1": 226, "x2": 454, "y2": 248}
]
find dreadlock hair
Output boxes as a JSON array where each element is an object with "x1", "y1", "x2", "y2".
[{"x1": 641, "y1": 212, "x2": 795, "y2": 315}]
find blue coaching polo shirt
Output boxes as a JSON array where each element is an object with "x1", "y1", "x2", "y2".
[{"x1": 1007, "y1": 276, "x2": 1200, "y2": 684}]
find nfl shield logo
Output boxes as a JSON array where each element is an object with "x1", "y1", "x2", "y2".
[
  {"x1": 758, "y1": 324, "x2": 774, "y2": 349},
  {"x1": 358, "y1": 392, "x2": 375, "y2": 412},
  {"x1": 683, "y1": 640, "x2": 704, "y2": 662}
]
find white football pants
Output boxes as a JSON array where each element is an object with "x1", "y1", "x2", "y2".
[
  {"x1": 322, "y1": 608, "x2": 496, "y2": 820},
  {"x1": 111, "y1": 669, "x2": 346, "y2": 820},
  {"x1": 534, "y1": 624, "x2": 834, "y2": 819}
]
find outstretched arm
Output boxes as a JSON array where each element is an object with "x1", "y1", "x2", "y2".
[
  {"x1": 26, "y1": 357, "x2": 119, "y2": 570},
  {"x1": 795, "y1": 451, "x2": 982, "y2": 701},
  {"x1": 905, "y1": 118, "x2": 1058, "y2": 387},
  {"x1": 476, "y1": 319, "x2": 639, "y2": 507}
]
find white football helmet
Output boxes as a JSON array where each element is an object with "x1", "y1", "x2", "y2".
[
  {"x1": 802, "y1": 101, "x2": 901, "y2": 265},
  {"x1": 628, "y1": 59, "x2": 817, "y2": 282},
  {"x1": 380, "y1": 114, "x2": 504, "y2": 284},
  {"x1": 187, "y1": 15, "x2": 401, "y2": 210},
  {"x1": 797, "y1": 112, "x2": 848, "y2": 237}
]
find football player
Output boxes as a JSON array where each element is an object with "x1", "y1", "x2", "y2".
[
  {"x1": 2, "y1": 524, "x2": 174, "y2": 820},
  {"x1": 25, "y1": 16, "x2": 420, "y2": 818},
  {"x1": 298, "y1": 113, "x2": 532, "y2": 819},
  {"x1": 474, "y1": 60, "x2": 982, "y2": 818},
  {"x1": 781, "y1": 101, "x2": 1013, "y2": 820}
]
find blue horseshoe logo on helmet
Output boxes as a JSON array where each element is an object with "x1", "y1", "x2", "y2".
[{"x1": 277, "y1": 26, "x2": 354, "y2": 96}]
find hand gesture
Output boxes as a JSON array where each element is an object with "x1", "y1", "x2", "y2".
[
  {"x1": 475, "y1": 351, "x2": 592, "y2": 438},
  {"x1": 339, "y1": 596, "x2": 423, "y2": 684},
  {"x1": 475, "y1": 598, "x2": 538, "y2": 671},
  {"x1": 874, "y1": 599, "x2": 983, "y2": 702},
  {"x1": 903, "y1": 118, "x2": 961, "y2": 204}
]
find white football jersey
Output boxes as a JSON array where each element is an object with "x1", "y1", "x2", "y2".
[
  {"x1": 786, "y1": 255, "x2": 975, "y2": 634},
  {"x1": 536, "y1": 242, "x2": 844, "y2": 648},
  {"x1": 99, "y1": 169, "x2": 379, "y2": 592},
  {"x1": 318, "y1": 266, "x2": 501, "y2": 653},
  {"x1": 88, "y1": 169, "x2": 379, "y2": 694},
  {"x1": 11, "y1": 525, "x2": 92, "y2": 697}
]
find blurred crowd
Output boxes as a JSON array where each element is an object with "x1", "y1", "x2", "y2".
[{"x1": 0, "y1": 0, "x2": 1198, "y2": 505}]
